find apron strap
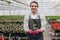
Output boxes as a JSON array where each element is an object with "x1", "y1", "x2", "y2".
[{"x1": 38, "y1": 15, "x2": 41, "y2": 27}]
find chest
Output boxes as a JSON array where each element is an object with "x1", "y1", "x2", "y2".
[{"x1": 28, "y1": 15, "x2": 41, "y2": 30}]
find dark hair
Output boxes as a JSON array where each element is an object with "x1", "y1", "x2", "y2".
[{"x1": 30, "y1": 1, "x2": 38, "y2": 7}]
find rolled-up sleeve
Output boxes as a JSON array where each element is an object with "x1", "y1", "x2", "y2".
[{"x1": 23, "y1": 15, "x2": 29, "y2": 32}]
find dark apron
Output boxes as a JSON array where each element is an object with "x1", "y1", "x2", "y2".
[{"x1": 27, "y1": 15, "x2": 44, "y2": 40}]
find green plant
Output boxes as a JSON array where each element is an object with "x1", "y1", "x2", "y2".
[
  {"x1": 0, "y1": 15, "x2": 25, "y2": 33},
  {"x1": 45, "y1": 16, "x2": 60, "y2": 20}
]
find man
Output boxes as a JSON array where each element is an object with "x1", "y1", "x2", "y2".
[{"x1": 24, "y1": 1, "x2": 46, "y2": 40}]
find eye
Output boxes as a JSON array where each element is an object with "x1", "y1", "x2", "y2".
[
  {"x1": 31, "y1": 6, "x2": 34, "y2": 7},
  {"x1": 31, "y1": 6, "x2": 37, "y2": 7},
  {"x1": 35, "y1": 6, "x2": 37, "y2": 7}
]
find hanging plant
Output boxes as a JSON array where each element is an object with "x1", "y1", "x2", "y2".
[
  {"x1": 6, "y1": 1, "x2": 11, "y2": 4},
  {"x1": 5, "y1": 0, "x2": 11, "y2": 4},
  {"x1": 1, "y1": 0, "x2": 4, "y2": 1},
  {"x1": 1, "y1": 0, "x2": 11, "y2": 4}
]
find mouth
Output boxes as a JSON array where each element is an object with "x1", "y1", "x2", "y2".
[
  {"x1": 32, "y1": 8, "x2": 36, "y2": 10},
  {"x1": 32, "y1": 9, "x2": 36, "y2": 10}
]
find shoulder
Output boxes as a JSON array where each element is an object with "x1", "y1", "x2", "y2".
[
  {"x1": 24, "y1": 15, "x2": 29, "y2": 18},
  {"x1": 38, "y1": 14, "x2": 45, "y2": 18},
  {"x1": 24, "y1": 15, "x2": 30, "y2": 20},
  {"x1": 38, "y1": 14, "x2": 46, "y2": 20}
]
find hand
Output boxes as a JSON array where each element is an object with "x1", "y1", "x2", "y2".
[
  {"x1": 35, "y1": 29, "x2": 44, "y2": 33},
  {"x1": 26, "y1": 29, "x2": 33, "y2": 34},
  {"x1": 26, "y1": 29, "x2": 37, "y2": 35},
  {"x1": 31, "y1": 31, "x2": 37, "y2": 35},
  {"x1": 35, "y1": 29, "x2": 40, "y2": 34}
]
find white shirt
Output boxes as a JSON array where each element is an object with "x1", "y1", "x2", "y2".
[{"x1": 24, "y1": 13, "x2": 47, "y2": 32}]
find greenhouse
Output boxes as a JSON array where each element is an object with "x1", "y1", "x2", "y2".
[{"x1": 0, "y1": 0, "x2": 60, "y2": 40}]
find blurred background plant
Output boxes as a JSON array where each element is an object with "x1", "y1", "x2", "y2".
[
  {"x1": 1, "y1": 0, "x2": 11, "y2": 4},
  {"x1": 0, "y1": 16, "x2": 25, "y2": 33}
]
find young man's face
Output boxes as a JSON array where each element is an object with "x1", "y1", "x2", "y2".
[{"x1": 30, "y1": 3, "x2": 38, "y2": 13}]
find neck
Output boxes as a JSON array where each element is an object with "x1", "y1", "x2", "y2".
[{"x1": 32, "y1": 12, "x2": 38, "y2": 15}]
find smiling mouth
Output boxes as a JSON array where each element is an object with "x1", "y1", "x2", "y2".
[
  {"x1": 32, "y1": 9, "x2": 36, "y2": 10},
  {"x1": 33, "y1": 9, "x2": 35, "y2": 10}
]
